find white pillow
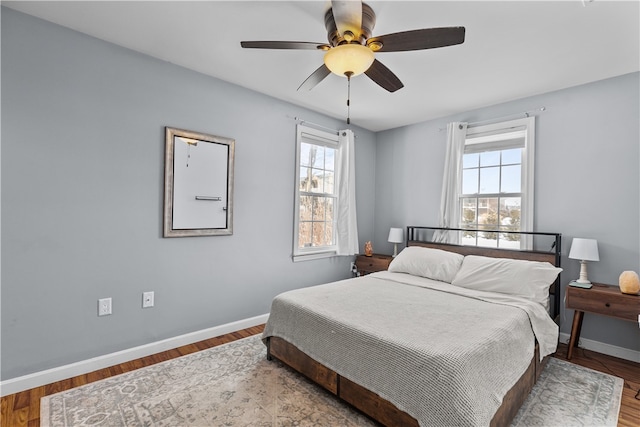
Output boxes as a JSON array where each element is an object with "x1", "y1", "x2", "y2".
[
  {"x1": 450, "y1": 255, "x2": 562, "y2": 308},
  {"x1": 388, "y1": 246, "x2": 464, "y2": 283}
]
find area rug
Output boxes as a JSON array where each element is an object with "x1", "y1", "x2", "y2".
[{"x1": 41, "y1": 335, "x2": 624, "y2": 426}]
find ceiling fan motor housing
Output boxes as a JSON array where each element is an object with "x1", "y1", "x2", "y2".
[{"x1": 325, "y1": 3, "x2": 376, "y2": 47}]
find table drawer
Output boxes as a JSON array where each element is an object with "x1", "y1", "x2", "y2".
[
  {"x1": 356, "y1": 254, "x2": 392, "y2": 274},
  {"x1": 566, "y1": 285, "x2": 639, "y2": 321}
]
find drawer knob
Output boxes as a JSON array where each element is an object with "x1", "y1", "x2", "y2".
[{"x1": 605, "y1": 303, "x2": 610, "y2": 307}]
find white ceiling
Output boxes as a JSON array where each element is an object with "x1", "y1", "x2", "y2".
[{"x1": 4, "y1": 0, "x2": 639, "y2": 132}]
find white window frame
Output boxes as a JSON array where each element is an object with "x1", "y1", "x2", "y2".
[
  {"x1": 293, "y1": 125, "x2": 340, "y2": 261},
  {"x1": 461, "y1": 117, "x2": 535, "y2": 248}
]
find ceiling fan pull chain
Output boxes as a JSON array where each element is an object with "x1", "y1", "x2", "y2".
[{"x1": 346, "y1": 71, "x2": 353, "y2": 124}]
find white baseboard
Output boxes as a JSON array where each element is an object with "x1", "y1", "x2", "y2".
[
  {"x1": 559, "y1": 332, "x2": 640, "y2": 363},
  {"x1": 0, "y1": 313, "x2": 269, "y2": 397}
]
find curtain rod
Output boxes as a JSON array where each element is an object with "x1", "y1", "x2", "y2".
[
  {"x1": 287, "y1": 115, "x2": 339, "y2": 135},
  {"x1": 439, "y1": 106, "x2": 546, "y2": 131}
]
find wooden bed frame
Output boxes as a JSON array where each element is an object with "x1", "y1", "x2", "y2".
[{"x1": 266, "y1": 226, "x2": 562, "y2": 426}]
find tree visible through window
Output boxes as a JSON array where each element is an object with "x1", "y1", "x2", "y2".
[
  {"x1": 461, "y1": 148, "x2": 523, "y2": 248},
  {"x1": 298, "y1": 142, "x2": 336, "y2": 249},
  {"x1": 459, "y1": 117, "x2": 535, "y2": 249},
  {"x1": 294, "y1": 126, "x2": 339, "y2": 257}
]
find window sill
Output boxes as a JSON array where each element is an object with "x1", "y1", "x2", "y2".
[{"x1": 292, "y1": 251, "x2": 337, "y2": 262}]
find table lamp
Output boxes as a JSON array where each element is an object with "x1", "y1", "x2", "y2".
[
  {"x1": 388, "y1": 227, "x2": 404, "y2": 257},
  {"x1": 568, "y1": 238, "x2": 599, "y2": 285}
]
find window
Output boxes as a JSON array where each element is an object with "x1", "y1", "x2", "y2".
[
  {"x1": 294, "y1": 126, "x2": 339, "y2": 258},
  {"x1": 459, "y1": 117, "x2": 535, "y2": 248}
]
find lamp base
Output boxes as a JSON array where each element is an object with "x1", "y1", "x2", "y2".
[
  {"x1": 569, "y1": 281, "x2": 593, "y2": 289},
  {"x1": 392, "y1": 243, "x2": 398, "y2": 257},
  {"x1": 577, "y1": 260, "x2": 591, "y2": 284}
]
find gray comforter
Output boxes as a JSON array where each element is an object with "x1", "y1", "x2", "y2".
[{"x1": 262, "y1": 271, "x2": 559, "y2": 427}]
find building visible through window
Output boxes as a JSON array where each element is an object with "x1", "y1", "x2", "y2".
[
  {"x1": 294, "y1": 126, "x2": 339, "y2": 258},
  {"x1": 298, "y1": 142, "x2": 336, "y2": 249},
  {"x1": 460, "y1": 117, "x2": 535, "y2": 249}
]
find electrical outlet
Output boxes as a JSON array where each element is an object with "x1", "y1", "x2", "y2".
[
  {"x1": 98, "y1": 298, "x2": 112, "y2": 316},
  {"x1": 142, "y1": 291, "x2": 154, "y2": 308}
]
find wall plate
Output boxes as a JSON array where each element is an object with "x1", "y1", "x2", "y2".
[
  {"x1": 98, "y1": 298, "x2": 112, "y2": 316},
  {"x1": 142, "y1": 291, "x2": 155, "y2": 308}
]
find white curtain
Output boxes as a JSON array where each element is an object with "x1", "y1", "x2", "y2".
[
  {"x1": 336, "y1": 129, "x2": 359, "y2": 255},
  {"x1": 434, "y1": 122, "x2": 467, "y2": 243}
]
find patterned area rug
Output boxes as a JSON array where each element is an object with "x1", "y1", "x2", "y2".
[{"x1": 41, "y1": 335, "x2": 623, "y2": 426}]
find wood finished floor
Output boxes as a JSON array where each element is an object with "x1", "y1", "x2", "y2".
[{"x1": 2, "y1": 325, "x2": 638, "y2": 427}]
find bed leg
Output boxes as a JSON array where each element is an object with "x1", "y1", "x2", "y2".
[{"x1": 266, "y1": 337, "x2": 273, "y2": 361}]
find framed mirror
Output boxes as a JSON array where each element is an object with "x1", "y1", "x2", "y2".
[{"x1": 163, "y1": 127, "x2": 235, "y2": 237}]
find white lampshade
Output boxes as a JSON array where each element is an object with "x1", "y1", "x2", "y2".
[
  {"x1": 568, "y1": 238, "x2": 600, "y2": 262},
  {"x1": 568, "y1": 238, "x2": 599, "y2": 284},
  {"x1": 388, "y1": 227, "x2": 404, "y2": 258},
  {"x1": 388, "y1": 228, "x2": 404, "y2": 244},
  {"x1": 324, "y1": 44, "x2": 375, "y2": 77}
]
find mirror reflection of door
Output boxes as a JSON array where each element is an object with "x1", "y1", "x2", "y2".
[
  {"x1": 172, "y1": 136, "x2": 229, "y2": 229},
  {"x1": 163, "y1": 127, "x2": 234, "y2": 237}
]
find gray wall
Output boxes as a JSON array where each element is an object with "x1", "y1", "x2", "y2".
[
  {"x1": 3, "y1": 7, "x2": 638, "y2": 381},
  {"x1": 1, "y1": 8, "x2": 377, "y2": 380},
  {"x1": 374, "y1": 72, "x2": 640, "y2": 352}
]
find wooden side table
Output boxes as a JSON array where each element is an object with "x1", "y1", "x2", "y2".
[
  {"x1": 565, "y1": 283, "x2": 640, "y2": 359},
  {"x1": 355, "y1": 254, "x2": 393, "y2": 276}
]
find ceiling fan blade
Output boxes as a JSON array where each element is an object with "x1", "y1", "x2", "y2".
[
  {"x1": 297, "y1": 64, "x2": 332, "y2": 91},
  {"x1": 331, "y1": 0, "x2": 362, "y2": 38},
  {"x1": 241, "y1": 41, "x2": 329, "y2": 50},
  {"x1": 364, "y1": 59, "x2": 404, "y2": 92},
  {"x1": 367, "y1": 27, "x2": 465, "y2": 52}
]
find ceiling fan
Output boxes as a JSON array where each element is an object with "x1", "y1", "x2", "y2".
[{"x1": 240, "y1": 1, "x2": 466, "y2": 93}]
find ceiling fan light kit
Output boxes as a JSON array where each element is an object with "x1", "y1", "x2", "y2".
[{"x1": 323, "y1": 43, "x2": 375, "y2": 77}]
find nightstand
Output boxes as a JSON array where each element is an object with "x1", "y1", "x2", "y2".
[
  {"x1": 355, "y1": 254, "x2": 393, "y2": 276},
  {"x1": 565, "y1": 283, "x2": 640, "y2": 359}
]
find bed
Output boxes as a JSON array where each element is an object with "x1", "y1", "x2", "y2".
[{"x1": 263, "y1": 226, "x2": 562, "y2": 426}]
